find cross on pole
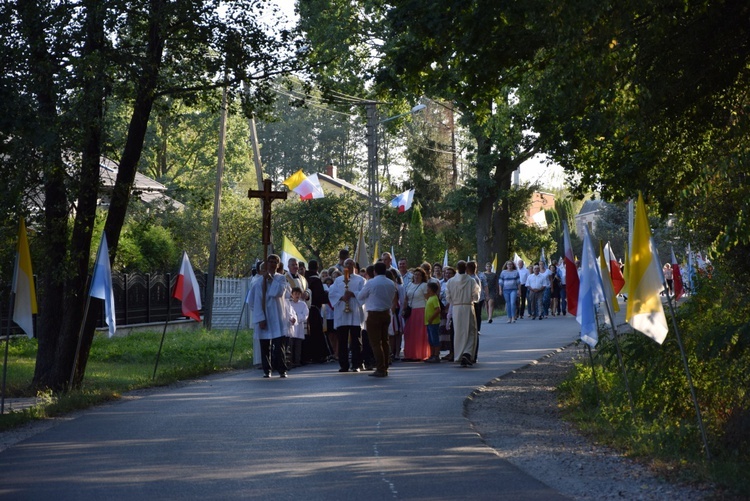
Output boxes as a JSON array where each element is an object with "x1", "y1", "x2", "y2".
[{"x1": 248, "y1": 179, "x2": 287, "y2": 262}]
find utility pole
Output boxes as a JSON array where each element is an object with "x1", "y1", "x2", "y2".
[
  {"x1": 205, "y1": 86, "x2": 228, "y2": 330},
  {"x1": 366, "y1": 102, "x2": 379, "y2": 252}
]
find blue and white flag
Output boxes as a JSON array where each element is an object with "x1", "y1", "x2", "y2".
[
  {"x1": 576, "y1": 227, "x2": 605, "y2": 347},
  {"x1": 90, "y1": 233, "x2": 116, "y2": 337}
]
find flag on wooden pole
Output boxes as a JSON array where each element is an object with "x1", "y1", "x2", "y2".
[
  {"x1": 174, "y1": 252, "x2": 202, "y2": 322},
  {"x1": 90, "y1": 234, "x2": 116, "y2": 337},
  {"x1": 671, "y1": 247, "x2": 684, "y2": 300},
  {"x1": 282, "y1": 169, "x2": 324, "y2": 199},
  {"x1": 577, "y1": 227, "x2": 605, "y2": 347},
  {"x1": 603, "y1": 242, "x2": 625, "y2": 295},
  {"x1": 281, "y1": 235, "x2": 305, "y2": 270},
  {"x1": 562, "y1": 221, "x2": 579, "y2": 316},
  {"x1": 625, "y1": 193, "x2": 668, "y2": 344},
  {"x1": 353, "y1": 226, "x2": 368, "y2": 270},
  {"x1": 11, "y1": 218, "x2": 37, "y2": 338},
  {"x1": 599, "y1": 241, "x2": 620, "y2": 318},
  {"x1": 491, "y1": 254, "x2": 498, "y2": 273},
  {"x1": 390, "y1": 189, "x2": 415, "y2": 213}
]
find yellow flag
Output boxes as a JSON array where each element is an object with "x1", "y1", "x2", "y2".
[
  {"x1": 280, "y1": 235, "x2": 305, "y2": 270},
  {"x1": 12, "y1": 218, "x2": 38, "y2": 338},
  {"x1": 625, "y1": 193, "x2": 668, "y2": 343},
  {"x1": 372, "y1": 241, "x2": 379, "y2": 265},
  {"x1": 281, "y1": 169, "x2": 307, "y2": 190},
  {"x1": 491, "y1": 253, "x2": 498, "y2": 273}
]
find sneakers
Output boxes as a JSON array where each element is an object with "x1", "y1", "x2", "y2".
[
  {"x1": 263, "y1": 372, "x2": 271, "y2": 378},
  {"x1": 280, "y1": 372, "x2": 288, "y2": 378},
  {"x1": 488, "y1": 318, "x2": 493, "y2": 324},
  {"x1": 424, "y1": 356, "x2": 440, "y2": 363}
]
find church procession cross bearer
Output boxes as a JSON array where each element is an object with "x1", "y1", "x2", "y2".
[{"x1": 248, "y1": 178, "x2": 288, "y2": 262}]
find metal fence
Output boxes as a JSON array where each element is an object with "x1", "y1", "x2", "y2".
[{"x1": 1, "y1": 271, "x2": 211, "y2": 336}]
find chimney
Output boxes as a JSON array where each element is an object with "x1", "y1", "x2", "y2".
[{"x1": 325, "y1": 160, "x2": 337, "y2": 178}]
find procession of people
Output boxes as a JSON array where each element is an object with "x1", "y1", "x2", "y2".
[{"x1": 248, "y1": 250, "x2": 574, "y2": 378}]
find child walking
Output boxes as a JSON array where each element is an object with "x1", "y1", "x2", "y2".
[
  {"x1": 288, "y1": 287, "x2": 309, "y2": 368},
  {"x1": 424, "y1": 282, "x2": 442, "y2": 363}
]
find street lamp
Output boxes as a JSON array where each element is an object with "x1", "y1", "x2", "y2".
[{"x1": 366, "y1": 102, "x2": 425, "y2": 251}]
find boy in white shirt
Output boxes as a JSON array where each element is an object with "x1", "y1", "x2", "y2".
[{"x1": 288, "y1": 287, "x2": 309, "y2": 368}]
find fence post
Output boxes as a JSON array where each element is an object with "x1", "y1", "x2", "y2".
[
  {"x1": 146, "y1": 273, "x2": 151, "y2": 323},
  {"x1": 165, "y1": 273, "x2": 171, "y2": 322},
  {"x1": 123, "y1": 273, "x2": 129, "y2": 326}
]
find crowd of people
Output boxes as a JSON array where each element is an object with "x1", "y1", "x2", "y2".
[{"x1": 247, "y1": 249, "x2": 572, "y2": 378}]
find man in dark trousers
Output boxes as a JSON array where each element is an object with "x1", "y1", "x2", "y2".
[
  {"x1": 303, "y1": 260, "x2": 330, "y2": 363},
  {"x1": 357, "y1": 262, "x2": 397, "y2": 377}
]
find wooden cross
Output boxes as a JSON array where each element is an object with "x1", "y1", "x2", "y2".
[{"x1": 248, "y1": 179, "x2": 287, "y2": 262}]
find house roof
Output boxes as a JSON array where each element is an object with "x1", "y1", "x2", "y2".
[
  {"x1": 578, "y1": 199, "x2": 606, "y2": 216},
  {"x1": 99, "y1": 157, "x2": 184, "y2": 210}
]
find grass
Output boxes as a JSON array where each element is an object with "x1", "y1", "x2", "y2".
[
  {"x1": 0, "y1": 328, "x2": 254, "y2": 430},
  {"x1": 557, "y1": 348, "x2": 750, "y2": 498}
]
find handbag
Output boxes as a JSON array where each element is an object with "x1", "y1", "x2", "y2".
[
  {"x1": 402, "y1": 304, "x2": 412, "y2": 319},
  {"x1": 402, "y1": 282, "x2": 422, "y2": 319}
]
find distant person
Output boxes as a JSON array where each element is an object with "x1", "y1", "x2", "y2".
[{"x1": 499, "y1": 261, "x2": 520, "y2": 323}]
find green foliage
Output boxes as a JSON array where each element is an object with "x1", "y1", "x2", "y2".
[
  {"x1": 405, "y1": 204, "x2": 426, "y2": 267},
  {"x1": 560, "y1": 256, "x2": 750, "y2": 495}
]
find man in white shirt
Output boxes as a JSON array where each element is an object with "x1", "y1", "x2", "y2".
[
  {"x1": 251, "y1": 254, "x2": 292, "y2": 377},
  {"x1": 328, "y1": 258, "x2": 366, "y2": 372},
  {"x1": 357, "y1": 262, "x2": 397, "y2": 377},
  {"x1": 557, "y1": 259, "x2": 568, "y2": 315},
  {"x1": 526, "y1": 265, "x2": 547, "y2": 320},
  {"x1": 539, "y1": 261, "x2": 553, "y2": 317},
  {"x1": 516, "y1": 260, "x2": 530, "y2": 319}
]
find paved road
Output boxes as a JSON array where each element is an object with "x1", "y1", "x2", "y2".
[{"x1": 0, "y1": 314, "x2": 580, "y2": 500}]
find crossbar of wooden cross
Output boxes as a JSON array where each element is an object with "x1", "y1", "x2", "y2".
[{"x1": 248, "y1": 178, "x2": 287, "y2": 262}]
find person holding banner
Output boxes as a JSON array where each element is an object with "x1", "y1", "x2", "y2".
[{"x1": 251, "y1": 254, "x2": 292, "y2": 378}]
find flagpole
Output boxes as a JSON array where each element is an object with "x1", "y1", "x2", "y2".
[
  {"x1": 585, "y1": 343, "x2": 600, "y2": 404},
  {"x1": 1, "y1": 292, "x2": 16, "y2": 414},
  {"x1": 68, "y1": 275, "x2": 93, "y2": 393},
  {"x1": 663, "y1": 289, "x2": 711, "y2": 460},
  {"x1": 228, "y1": 300, "x2": 248, "y2": 366},
  {"x1": 596, "y1": 240, "x2": 635, "y2": 414},
  {"x1": 602, "y1": 299, "x2": 635, "y2": 414},
  {"x1": 153, "y1": 294, "x2": 172, "y2": 380}
]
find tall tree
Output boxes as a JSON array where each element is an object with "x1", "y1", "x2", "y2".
[{"x1": 2, "y1": 0, "x2": 303, "y2": 391}]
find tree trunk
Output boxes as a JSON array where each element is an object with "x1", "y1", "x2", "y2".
[
  {"x1": 74, "y1": 0, "x2": 168, "y2": 386},
  {"x1": 18, "y1": 2, "x2": 76, "y2": 392},
  {"x1": 473, "y1": 130, "x2": 497, "y2": 267},
  {"x1": 67, "y1": 0, "x2": 110, "y2": 389}
]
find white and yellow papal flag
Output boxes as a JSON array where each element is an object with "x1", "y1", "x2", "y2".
[
  {"x1": 281, "y1": 235, "x2": 306, "y2": 271},
  {"x1": 625, "y1": 193, "x2": 668, "y2": 344},
  {"x1": 12, "y1": 218, "x2": 38, "y2": 338}
]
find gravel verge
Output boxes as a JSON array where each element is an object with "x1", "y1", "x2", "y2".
[{"x1": 465, "y1": 344, "x2": 714, "y2": 500}]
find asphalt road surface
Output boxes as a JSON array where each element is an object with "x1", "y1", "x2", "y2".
[{"x1": 0, "y1": 313, "x2": 580, "y2": 500}]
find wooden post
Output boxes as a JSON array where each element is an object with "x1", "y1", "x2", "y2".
[{"x1": 247, "y1": 179, "x2": 287, "y2": 262}]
